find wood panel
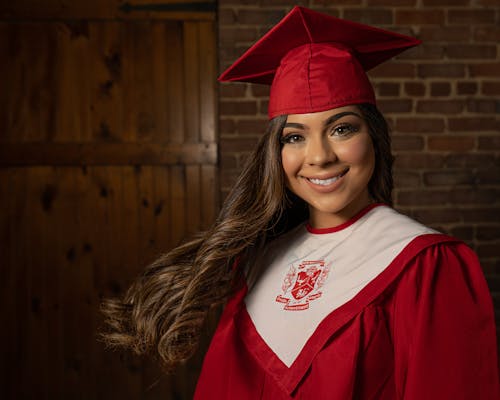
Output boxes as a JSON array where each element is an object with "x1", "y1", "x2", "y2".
[
  {"x1": 0, "y1": 4, "x2": 218, "y2": 399},
  {"x1": 0, "y1": 143, "x2": 217, "y2": 166},
  {"x1": 0, "y1": 21, "x2": 217, "y2": 146},
  {"x1": 0, "y1": 165, "x2": 214, "y2": 398},
  {"x1": 0, "y1": 0, "x2": 216, "y2": 20}
]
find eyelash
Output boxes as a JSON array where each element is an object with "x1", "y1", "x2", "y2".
[
  {"x1": 280, "y1": 123, "x2": 359, "y2": 144},
  {"x1": 331, "y1": 123, "x2": 359, "y2": 137},
  {"x1": 280, "y1": 134, "x2": 303, "y2": 144}
]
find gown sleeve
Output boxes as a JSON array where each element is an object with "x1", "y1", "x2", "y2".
[{"x1": 392, "y1": 241, "x2": 499, "y2": 399}]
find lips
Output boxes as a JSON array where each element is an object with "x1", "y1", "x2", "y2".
[{"x1": 305, "y1": 168, "x2": 349, "y2": 186}]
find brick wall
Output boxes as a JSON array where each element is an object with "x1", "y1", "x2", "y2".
[{"x1": 217, "y1": 0, "x2": 500, "y2": 326}]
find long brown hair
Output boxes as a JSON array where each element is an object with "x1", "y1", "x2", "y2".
[{"x1": 101, "y1": 103, "x2": 393, "y2": 368}]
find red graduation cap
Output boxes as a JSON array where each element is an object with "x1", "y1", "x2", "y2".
[{"x1": 219, "y1": 6, "x2": 421, "y2": 119}]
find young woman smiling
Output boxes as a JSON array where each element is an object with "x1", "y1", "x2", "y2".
[
  {"x1": 281, "y1": 106, "x2": 376, "y2": 228},
  {"x1": 102, "y1": 7, "x2": 499, "y2": 399}
]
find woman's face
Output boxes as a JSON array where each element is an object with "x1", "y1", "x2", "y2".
[{"x1": 281, "y1": 105, "x2": 375, "y2": 228}]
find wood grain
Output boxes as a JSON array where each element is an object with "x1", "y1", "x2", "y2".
[
  {"x1": 0, "y1": 143, "x2": 217, "y2": 165},
  {"x1": 1, "y1": 5, "x2": 218, "y2": 398}
]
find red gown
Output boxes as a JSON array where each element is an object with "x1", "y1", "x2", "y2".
[{"x1": 195, "y1": 205, "x2": 499, "y2": 399}]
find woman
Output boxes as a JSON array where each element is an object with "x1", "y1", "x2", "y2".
[{"x1": 103, "y1": 7, "x2": 499, "y2": 399}]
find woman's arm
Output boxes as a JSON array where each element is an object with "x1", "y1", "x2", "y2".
[{"x1": 392, "y1": 242, "x2": 499, "y2": 399}]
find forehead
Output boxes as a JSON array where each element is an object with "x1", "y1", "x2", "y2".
[{"x1": 286, "y1": 105, "x2": 362, "y2": 125}]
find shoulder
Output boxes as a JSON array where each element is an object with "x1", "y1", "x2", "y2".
[{"x1": 361, "y1": 204, "x2": 437, "y2": 237}]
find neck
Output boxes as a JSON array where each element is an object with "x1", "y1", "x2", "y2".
[{"x1": 308, "y1": 192, "x2": 373, "y2": 229}]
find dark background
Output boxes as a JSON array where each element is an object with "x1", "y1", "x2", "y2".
[{"x1": 0, "y1": 0, "x2": 498, "y2": 398}]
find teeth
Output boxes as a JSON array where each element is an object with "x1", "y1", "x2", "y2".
[
  {"x1": 308, "y1": 170, "x2": 348, "y2": 186},
  {"x1": 309, "y1": 176, "x2": 340, "y2": 186}
]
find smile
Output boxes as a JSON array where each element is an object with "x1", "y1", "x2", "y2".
[{"x1": 306, "y1": 169, "x2": 349, "y2": 186}]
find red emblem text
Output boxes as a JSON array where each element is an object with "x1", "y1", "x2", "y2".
[{"x1": 276, "y1": 260, "x2": 329, "y2": 311}]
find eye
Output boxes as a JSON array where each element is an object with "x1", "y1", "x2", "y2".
[
  {"x1": 280, "y1": 133, "x2": 304, "y2": 144},
  {"x1": 330, "y1": 123, "x2": 359, "y2": 137}
]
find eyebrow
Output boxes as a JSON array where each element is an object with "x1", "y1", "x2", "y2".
[{"x1": 283, "y1": 111, "x2": 363, "y2": 130}]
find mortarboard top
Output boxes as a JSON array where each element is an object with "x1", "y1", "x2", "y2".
[{"x1": 219, "y1": 6, "x2": 421, "y2": 119}]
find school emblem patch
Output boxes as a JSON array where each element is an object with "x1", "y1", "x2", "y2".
[{"x1": 276, "y1": 260, "x2": 329, "y2": 311}]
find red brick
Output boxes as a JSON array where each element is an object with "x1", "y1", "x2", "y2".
[
  {"x1": 259, "y1": 100, "x2": 269, "y2": 115},
  {"x1": 265, "y1": 0, "x2": 308, "y2": 5},
  {"x1": 312, "y1": 0, "x2": 360, "y2": 5},
  {"x1": 418, "y1": 64, "x2": 465, "y2": 78},
  {"x1": 304, "y1": 7, "x2": 340, "y2": 18},
  {"x1": 481, "y1": 261, "x2": 500, "y2": 276},
  {"x1": 235, "y1": 118, "x2": 268, "y2": 136},
  {"x1": 393, "y1": 171, "x2": 422, "y2": 188},
  {"x1": 477, "y1": 225, "x2": 500, "y2": 241},
  {"x1": 220, "y1": 169, "x2": 241, "y2": 190},
  {"x1": 251, "y1": 84, "x2": 270, "y2": 97},
  {"x1": 219, "y1": 27, "x2": 258, "y2": 45},
  {"x1": 370, "y1": 63, "x2": 416, "y2": 78},
  {"x1": 448, "y1": 117, "x2": 498, "y2": 132},
  {"x1": 446, "y1": 44, "x2": 497, "y2": 59},
  {"x1": 423, "y1": 171, "x2": 476, "y2": 186},
  {"x1": 389, "y1": 27, "x2": 416, "y2": 37},
  {"x1": 393, "y1": 153, "x2": 445, "y2": 168},
  {"x1": 219, "y1": 118, "x2": 236, "y2": 135},
  {"x1": 445, "y1": 153, "x2": 496, "y2": 168},
  {"x1": 220, "y1": 100, "x2": 257, "y2": 116},
  {"x1": 476, "y1": 0, "x2": 500, "y2": 5},
  {"x1": 398, "y1": 189, "x2": 451, "y2": 206},
  {"x1": 417, "y1": 100, "x2": 464, "y2": 114},
  {"x1": 462, "y1": 207, "x2": 500, "y2": 223},
  {"x1": 397, "y1": 44, "x2": 445, "y2": 60},
  {"x1": 449, "y1": 225, "x2": 474, "y2": 241},
  {"x1": 477, "y1": 167, "x2": 500, "y2": 184},
  {"x1": 475, "y1": 26, "x2": 500, "y2": 42},
  {"x1": 481, "y1": 81, "x2": 500, "y2": 95},
  {"x1": 367, "y1": 0, "x2": 415, "y2": 4},
  {"x1": 457, "y1": 81, "x2": 478, "y2": 95},
  {"x1": 375, "y1": 82, "x2": 400, "y2": 96},
  {"x1": 404, "y1": 82, "x2": 426, "y2": 96},
  {"x1": 448, "y1": 10, "x2": 496, "y2": 24},
  {"x1": 419, "y1": 27, "x2": 470, "y2": 42},
  {"x1": 392, "y1": 135, "x2": 424, "y2": 151},
  {"x1": 469, "y1": 63, "x2": 500, "y2": 77},
  {"x1": 466, "y1": 99, "x2": 498, "y2": 114},
  {"x1": 395, "y1": 117, "x2": 445, "y2": 133},
  {"x1": 220, "y1": 137, "x2": 259, "y2": 153},
  {"x1": 219, "y1": 8, "x2": 236, "y2": 24},
  {"x1": 236, "y1": 9, "x2": 285, "y2": 25},
  {"x1": 219, "y1": 0, "x2": 262, "y2": 4},
  {"x1": 220, "y1": 154, "x2": 238, "y2": 169},
  {"x1": 219, "y1": 84, "x2": 247, "y2": 98},
  {"x1": 395, "y1": 10, "x2": 445, "y2": 25},
  {"x1": 449, "y1": 186, "x2": 498, "y2": 205},
  {"x1": 413, "y1": 208, "x2": 462, "y2": 224},
  {"x1": 478, "y1": 136, "x2": 500, "y2": 150},
  {"x1": 343, "y1": 9, "x2": 393, "y2": 25},
  {"x1": 219, "y1": 46, "x2": 246, "y2": 66},
  {"x1": 477, "y1": 243, "x2": 500, "y2": 259},
  {"x1": 422, "y1": 0, "x2": 469, "y2": 4},
  {"x1": 377, "y1": 99, "x2": 413, "y2": 113},
  {"x1": 449, "y1": 188, "x2": 495, "y2": 206},
  {"x1": 430, "y1": 82, "x2": 451, "y2": 96},
  {"x1": 428, "y1": 136, "x2": 476, "y2": 151}
]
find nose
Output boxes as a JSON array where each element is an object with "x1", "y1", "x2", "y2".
[{"x1": 305, "y1": 136, "x2": 337, "y2": 166}]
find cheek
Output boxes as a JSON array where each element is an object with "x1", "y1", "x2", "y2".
[
  {"x1": 336, "y1": 135, "x2": 375, "y2": 168},
  {"x1": 281, "y1": 148, "x2": 302, "y2": 177}
]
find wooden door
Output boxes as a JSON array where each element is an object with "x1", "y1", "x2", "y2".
[{"x1": 0, "y1": 1, "x2": 218, "y2": 399}]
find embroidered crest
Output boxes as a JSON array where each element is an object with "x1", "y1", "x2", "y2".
[{"x1": 276, "y1": 260, "x2": 329, "y2": 311}]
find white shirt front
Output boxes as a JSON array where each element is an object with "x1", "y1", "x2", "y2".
[{"x1": 245, "y1": 205, "x2": 437, "y2": 367}]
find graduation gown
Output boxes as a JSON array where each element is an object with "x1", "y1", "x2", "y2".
[{"x1": 195, "y1": 204, "x2": 499, "y2": 399}]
